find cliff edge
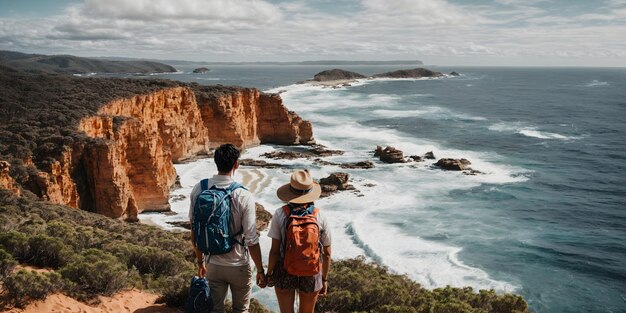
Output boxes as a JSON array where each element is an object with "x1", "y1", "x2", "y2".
[{"x1": 0, "y1": 69, "x2": 314, "y2": 220}]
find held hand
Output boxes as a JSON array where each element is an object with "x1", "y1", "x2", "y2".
[
  {"x1": 256, "y1": 272, "x2": 267, "y2": 288},
  {"x1": 319, "y1": 281, "x2": 328, "y2": 296},
  {"x1": 318, "y1": 281, "x2": 329, "y2": 296},
  {"x1": 266, "y1": 271, "x2": 276, "y2": 287},
  {"x1": 198, "y1": 261, "x2": 206, "y2": 278}
]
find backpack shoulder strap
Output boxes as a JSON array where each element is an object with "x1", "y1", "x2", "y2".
[
  {"x1": 200, "y1": 179, "x2": 209, "y2": 191},
  {"x1": 227, "y1": 182, "x2": 247, "y2": 193},
  {"x1": 311, "y1": 207, "x2": 320, "y2": 217},
  {"x1": 282, "y1": 205, "x2": 291, "y2": 217}
]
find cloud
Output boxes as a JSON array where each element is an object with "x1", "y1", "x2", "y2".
[
  {"x1": 0, "y1": 0, "x2": 624, "y2": 65},
  {"x1": 81, "y1": 0, "x2": 281, "y2": 23}
]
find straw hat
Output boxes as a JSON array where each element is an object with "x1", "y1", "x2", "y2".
[{"x1": 276, "y1": 170, "x2": 321, "y2": 204}]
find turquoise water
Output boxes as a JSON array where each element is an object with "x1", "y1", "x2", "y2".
[{"x1": 133, "y1": 66, "x2": 626, "y2": 312}]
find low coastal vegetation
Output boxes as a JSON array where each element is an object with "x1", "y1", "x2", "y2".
[
  {"x1": 0, "y1": 191, "x2": 529, "y2": 312},
  {"x1": 0, "y1": 50, "x2": 177, "y2": 75}
]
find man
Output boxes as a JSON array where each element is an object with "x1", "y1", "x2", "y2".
[{"x1": 189, "y1": 144, "x2": 266, "y2": 313}]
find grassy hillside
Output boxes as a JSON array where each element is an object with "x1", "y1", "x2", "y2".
[{"x1": 0, "y1": 50, "x2": 177, "y2": 74}]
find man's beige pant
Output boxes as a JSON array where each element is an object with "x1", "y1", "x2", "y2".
[{"x1": 206, "y1": 263, "x2": 252, "y2": 313}]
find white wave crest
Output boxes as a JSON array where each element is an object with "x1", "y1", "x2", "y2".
[
  {"x1": 372, "y1": 107, "x2": 486, "y2": 121},
  {"x1": 489, "y1": 122, "x2": 581, "y2": 140},
  {"x1": 584, "y1": 80, "x2": 609, "y2": 87}
]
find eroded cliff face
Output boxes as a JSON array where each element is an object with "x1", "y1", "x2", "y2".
[
  {"x1": 257, "y1": 93, "x2": 314, "y2": 145},
  {"x1": 77, "y1": 87, "x2": 209, "y2": 219},
  {"x1": 0, "y1": 161, "x2": 21, "y2": 197},
  {"x1": 196, "y1": 88, "x2": 314, "y2": 148},
  {"x1": 27, "y1": 152, "x2": 80, "y2": 208},
  {"x1": 64, "y1": 86, "x2": 314, "y2": 219}
]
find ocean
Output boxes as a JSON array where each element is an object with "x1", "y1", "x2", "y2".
[{"x1": 131, "y1": 65, "x2": 626, "y2": 313}]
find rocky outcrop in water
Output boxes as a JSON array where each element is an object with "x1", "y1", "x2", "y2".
[
  {"x1": 313, "y1": 69, "x2": 366, "y2": 82},
  {"x1": 261, "y1": 146, "x2": 343, "y2": 160},
  {"x1": 192, "y1": 67, "x2": 210, "y2": 74},
  {"x1": 450, "y1": 71, "x2": 460, "y2": 76},
  {"x1": 372, "y1": 68, "x2": 443, "y2": 79},
  {"x1": 340, "y1": 160, "x2": 375, "y2": 169},
  {"x1": 319, "y1": 172, "x2": 356, "y2": 198},
  {"x1": 374, "y1": 146, "x2": 406, "y2": 163},
  {"x1": 409, "y1": 155, "x2": 423, "y2": 162},
  {"x1": 239, "y1": 159, "x2": 285, "y2": 169},
  {"x1": 434, "y1": 158, "x2": 471, "y2": 171}
]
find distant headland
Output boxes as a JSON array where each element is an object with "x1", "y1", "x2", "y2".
[{"x1": 0, "y1": 50, "x2": 177, "y2": 75}]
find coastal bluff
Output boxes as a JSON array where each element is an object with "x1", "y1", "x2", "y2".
[{"x1": 0, "y1": 69, "x2": 314, "y2": 220}]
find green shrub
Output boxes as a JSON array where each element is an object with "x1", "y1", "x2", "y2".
[
  {"x1": 2, "y1": 269, "x2": 64, "y2": 308},
  {"x1": 0, "y1": 248, "x2": 17, "y2": 279},
  {"x1": 26, "y1": 235, "x2": 74, "y2": 269},
  {"x1": 153, "y1": 273, "x2": 190, "y2": 307},
  {"x1": 107, "y1": 243, "x2": 183, "y2": 277},
  {"x1": 0, "y1": 231, "x2": 29, "y2": 261},
  {"x1": 60, "y1": 249, "x2": 128, "y2": 299},
  {"x1": 317, "y1": 257, "x2": 529, "y2": 313}
]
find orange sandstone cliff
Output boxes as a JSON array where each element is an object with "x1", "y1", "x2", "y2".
[
  {"x1": 195, "y1": 87, "x2": 314, "y2": 147},
  {"x1": 0, "y1": 161, "x2": 21, "y2": 197},
  {"x1": 59, "y1": 86, "x2": 313, "y2": 220}
]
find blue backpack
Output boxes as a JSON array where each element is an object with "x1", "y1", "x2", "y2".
[
  {"x1": 186, "y1": 276, "x2": 212, "y2": 313},
  {"x1": 192, "y1": 179, "x2": 246, "y2": 255}
]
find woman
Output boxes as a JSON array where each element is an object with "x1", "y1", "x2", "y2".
[{"x1": 267, "y1": 169, "x2": 332, "y2": 313}]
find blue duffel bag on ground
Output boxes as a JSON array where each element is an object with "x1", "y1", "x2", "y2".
[{"x1": 186, "y1": 276, "x2": 213, "y2": 313}]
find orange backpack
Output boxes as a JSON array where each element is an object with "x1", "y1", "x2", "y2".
[{"x1": 282, "y1": 205, "x2": 322, "y2": 276}]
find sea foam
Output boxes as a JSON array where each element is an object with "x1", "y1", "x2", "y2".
[
  {"x1": 584, "y1": 80, "x2": 609, "y2": 87},
  {"x1": 489, "y1": 122, "x2": 582, "y2": 140}
]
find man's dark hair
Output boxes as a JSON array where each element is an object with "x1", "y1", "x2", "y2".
[{"x1": 214, "y1": 144, "x2": 240, "y2": 173}]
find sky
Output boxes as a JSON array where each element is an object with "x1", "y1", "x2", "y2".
[{"x1": 0, "y1": 0, "x2": 625, "y2": 66}]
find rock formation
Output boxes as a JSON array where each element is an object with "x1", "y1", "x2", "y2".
[
  {"x1": 319, "y1": 172, "x2": 356, "y2": 198},
  {"x1": 450, "y1": 71, "x2": 460, "y2": 76},
  {"x1": 409, "y1": 155, "x2": 423, "y2": 162},
  {"x1": 261, "y1": 146, "x2": 343, "y2": 160},
  {"x1": 0, "y1": 161, "x2": 20, "y2": 196},
  {"x1": 255, "y1": 203, "x2": 272, "y2": 232},
  {"x1": 192, "y1": 67, "x2": 210, "y2": 74},
  {"x1": 27, "y1": 150, "x2": 80, "y2": 208},
  {"x1": 434, "y1": 158, "x2": 471, "y2": 171},
  {"x1": 424, "y1": 151, "x2": 436, "y2": 160},
  {"x1": 313, "y1": 69, "x2": 367, "y2": 82},
  {"x1": 238, "y1": 159, "x2": 285, "y2": 168},
  {"x1": 77, "y1": 87, "x2": 207, "y2": 219},
  {"x1": 340, "y1": 161, "x2": 375, "y2": 169},
  {"x1": 257, "y1": 94, "x2": 315, "y2": 145},
  {"x1": 374, "y1": 145, "x2": 406, "y2": 163},
  {"x1": 373, "y1": 68, "x2": 443, "y2": 79}
]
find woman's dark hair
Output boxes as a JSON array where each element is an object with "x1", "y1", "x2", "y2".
[{"x1": 214, "y1": 144, "x2": 240, "y2": 173}]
